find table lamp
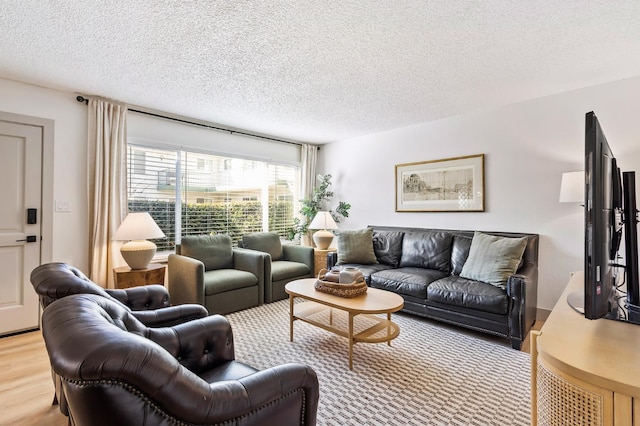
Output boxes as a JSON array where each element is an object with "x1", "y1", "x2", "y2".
[
  {"x1": 308, "y1": 211, "x2": 338, "y2": 250},
  {"x1": 112, "y1": 212, "x2": 165, "y2": 269}
]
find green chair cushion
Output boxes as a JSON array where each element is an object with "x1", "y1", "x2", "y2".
[
  {"x1": 203, "y1": 269, "x2": 258, "y2": 295},
  {"x1": 271, "y1": 260, "x2": 311, "y2": 282},
  {"x1": 242, "y1": 232, "x2": 283, "y2": 261},
  {"x1": 180, "y1": 234, "x2": 233, "y2": 271}
]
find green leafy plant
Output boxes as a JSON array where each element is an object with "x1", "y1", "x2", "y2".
[{"x1": 288, "y1": 174, "x2": 351, "y2": 241}]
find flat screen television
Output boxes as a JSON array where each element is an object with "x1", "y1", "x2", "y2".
[{"x1": 581, "y1": 111, "x2": 640, "y2": 323}]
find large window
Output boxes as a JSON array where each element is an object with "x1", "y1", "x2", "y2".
[{"x1": 127, "y1": 143, "x2": 300, "y2": 251}]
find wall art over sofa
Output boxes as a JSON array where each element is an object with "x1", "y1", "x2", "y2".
[{"x1": 395, "y1": 154, "x2": 485, "y2": 212}]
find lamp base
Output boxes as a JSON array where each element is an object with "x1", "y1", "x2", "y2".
[
  {"x1": 120, "y1": 240, "x2": 157, "y2": 269},
  {"x1": 313, "y1": 230, "x2": 334, "y2": 250}
]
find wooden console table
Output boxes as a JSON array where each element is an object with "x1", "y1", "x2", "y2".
[{"x1": 531, "y1": 271, "x2": 640, "y2": 425}]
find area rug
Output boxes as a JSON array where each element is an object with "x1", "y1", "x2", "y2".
[{"x1": 225, "y1": 300, "x2": 531, "y2": 426}]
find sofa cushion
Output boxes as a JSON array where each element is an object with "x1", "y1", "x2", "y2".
[
  {"x1": 181, "y1": 234, "x2": 233, "y2": 270},
  {"x1": 334, "y1": 263, "x2": 394, "y2": 284},
  {"x1": 427, "y1": 276, "x2": 509, "y2": 315},
  {"x1": 460, "y1": 232, "x2": 527, "y2": 287},
  {"x1": 451, "y1": 235, "x2": 473, "y2": 276},
  {"x1": 372, "y1": 231, "x2": 404, "y2": 267},
  {"x1": 336, "y1": 228, "x2": 377, "y2": 265},
  {"x1": 242, "y1": 232, "x2": 283, "y2": 261},
  {"x1": 370, "y1": 267, "x2": 448, "y2": 299},
  {"x1": 399, "y1": 231, "x2": 453, "y2": 273}
]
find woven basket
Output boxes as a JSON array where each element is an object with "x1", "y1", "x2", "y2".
[{"x1": 314, "y1": 268, "x2": 367, "y2": 298}]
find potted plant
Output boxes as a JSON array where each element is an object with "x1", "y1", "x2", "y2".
[{"x1": 289, "y1": 174, "x2": 350, "y2": 245}]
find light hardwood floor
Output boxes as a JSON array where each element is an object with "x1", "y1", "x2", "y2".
[
  {"x1": 0, "y1": 330, "x2": 66, "y2": 425},
  {"x1": 0, "y1": 321, "x2": 544, "y2": 425}
]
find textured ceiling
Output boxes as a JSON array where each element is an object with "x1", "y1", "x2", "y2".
[{"x1": 1, "y1": 1, "x2": 640, "y2": 143}]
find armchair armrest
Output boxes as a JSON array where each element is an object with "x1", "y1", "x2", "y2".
[
  {"x1": 168, "y1": 254, "x2": 205, "y2": 305},
  {"x1": 232, "y1": 248, "x2": 266, "y2": 299},
  {"x1": 106, "y1": 285, "x2": 170, "y2": 310},
  {"x1": 147, "y1": 314, "x2": 236, "y2": 373},
  {"x1": 132, "y1": 304, "x2": 209, "y2": 327},
  {"x1": 282, "y1": 244, "x2": 314, "y2": 272},
  {"x1": 148, "y1": 362, "x2": 319, "y2": 425},
  {"x1": 237, "y1": 363, "x2": 319, "y2": 425}
]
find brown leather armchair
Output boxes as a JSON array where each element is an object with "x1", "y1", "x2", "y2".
[
  {"x1": 42, "y1": 293, "x2": 319, "y2": 426},
  {"x1": 30, "y1": 262, "x2": 209, "y2": 415},
  {"x1": 31, "y1": 262, "x2": 209, "y2": 326}
]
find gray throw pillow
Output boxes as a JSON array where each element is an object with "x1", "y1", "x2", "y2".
[
  {"x1": 460, "y1": 231, "x2": 527, "y2": 287},
  {"x1": 242, "y1": 232, "x2": 283, "y2": 261},
  {"x1": 336, "y1": 228, "x2": 378, "y2": 265},
  {"x1": 180, "y1": 234, "x2": 234, "y2": 271}
]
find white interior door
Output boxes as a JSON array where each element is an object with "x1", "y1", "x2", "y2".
[{"x1": 0, "y1": 121, "x2": 42, "y2": 335}]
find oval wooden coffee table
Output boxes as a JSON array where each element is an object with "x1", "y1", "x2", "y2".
[{"x1": 285, "y1": 278, "x2": 404, "y2": 370}]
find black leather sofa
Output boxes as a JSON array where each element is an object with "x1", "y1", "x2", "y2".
[{"x1": 328, "y1": 226, "x2": 539, "y2": 349}]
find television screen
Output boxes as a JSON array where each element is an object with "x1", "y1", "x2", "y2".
[{"x1": 584, "y1": 111, "x2": 618, "y2": 319}]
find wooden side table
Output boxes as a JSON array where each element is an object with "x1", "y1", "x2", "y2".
[
  {"x1": 113, "y1": 264, "x2": 166, "y2": 289},
  {"x1": 313, "y1": 248, "x2": 337, "y2": 276}
]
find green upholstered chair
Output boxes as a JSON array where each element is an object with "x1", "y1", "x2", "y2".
[
  {"x1": 168, "y1": 234, "x2": 265, "y2": 314},
  {"x1": 241, "y1": 232, "x2": 314, "y2": 303}
]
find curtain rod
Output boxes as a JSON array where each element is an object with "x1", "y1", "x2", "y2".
[{"x1": 75, "y1": 95, "x2": 307, "y2": 147}]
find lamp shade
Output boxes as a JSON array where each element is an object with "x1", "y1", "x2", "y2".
[
  {"x1": 309, "y1": 211, "x2": 338, "y2": 250},
  {"x1": 308, "y1": 211, "x2": 338, "y2": 230},
  {"x1": 559, "y1": 171, "x2": 585, "y2": 203},
  {"x1": 113, "y1": 212, "x2": 165, "y2": 269}
]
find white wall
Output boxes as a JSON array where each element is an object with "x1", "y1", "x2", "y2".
[
  {"x1": 0, "y1": 78, "x2": 89, "y2": 270},
  {"x1": 3, "y1": 74, "x2": 639, "y2": 308},
  {"x1": 319, "y1": 76, "x2": 640, "y2": 310}
]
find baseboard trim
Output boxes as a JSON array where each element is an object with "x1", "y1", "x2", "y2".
[{"x1": 536, "y1": 308, "x2": 551, "y2": 322}]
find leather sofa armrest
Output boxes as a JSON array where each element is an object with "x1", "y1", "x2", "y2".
[
  {"x1": 147, "y1": 314, "x2": 236, "y2": 372},
  {"x1": 506, "y1": 262, "x2": 538, "y2": 348},
  {"x1": 168, "y1": 254, "x2": 205, "y2": 305},
  {"x1": 106, "y1": 285, "x2": 170, "y2": 310},
  {"x1": 327, "y1": 251, "x2": 338, "y2": 269},
  {"x1": 282, "y1": 244, "x2": 314, "y2": 272},
  {"x1": 132, "y1": 304, "x2": 209, "y2": 327}
]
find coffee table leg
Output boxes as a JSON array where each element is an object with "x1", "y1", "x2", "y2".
[
  {"x1": 387, "y1": 312, "x2": 392, "y2": 346},
  {"x1": 289, "y1": 295, "x2": 294, "y2": 342},
  {"x1": 348, "y1": 313, "x2": 354, "y2": 370}
]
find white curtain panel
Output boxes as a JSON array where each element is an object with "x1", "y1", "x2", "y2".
[
  {"x1": 87, "y1": 99, "x2": 128, "y2": 288},
  {"x1": 300, "y1": 143, "x2": 318, "y2": 199}
]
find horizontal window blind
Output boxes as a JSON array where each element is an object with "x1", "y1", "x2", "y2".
[{"x1": 127, "y1": 143, "x2": 300, "y2": 249}]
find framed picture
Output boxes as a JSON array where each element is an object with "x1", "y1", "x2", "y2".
[{"x1": 395, "y1": 154, "x2": 485, "y2": 212}]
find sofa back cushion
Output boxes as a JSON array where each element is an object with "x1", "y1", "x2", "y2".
[
  {"x1": 336, "y1": 228, "x2": 378, "y2": 265},
  {"x1": 242, "y1": 232, "x2": 283, "y2": 261},
  {"x1": 399, "y1": 231, "x2": 452, "y2": 273},
  {"x1": 451, "y1": 235, "x2": 473, "y2": 276},
  {"x1": 372, "y1": 231, "x2": 404, "y2": 267},
  {"x1": 460, "y1": 231, "x2": 527, "y2": 287},
  {"x1": 180, "y1": 234, "x2": 234, "y2": 271}
]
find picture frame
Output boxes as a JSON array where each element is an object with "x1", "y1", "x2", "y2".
[{"x1": 395, "y1": 154, "x2": 485, "y2": 212}]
